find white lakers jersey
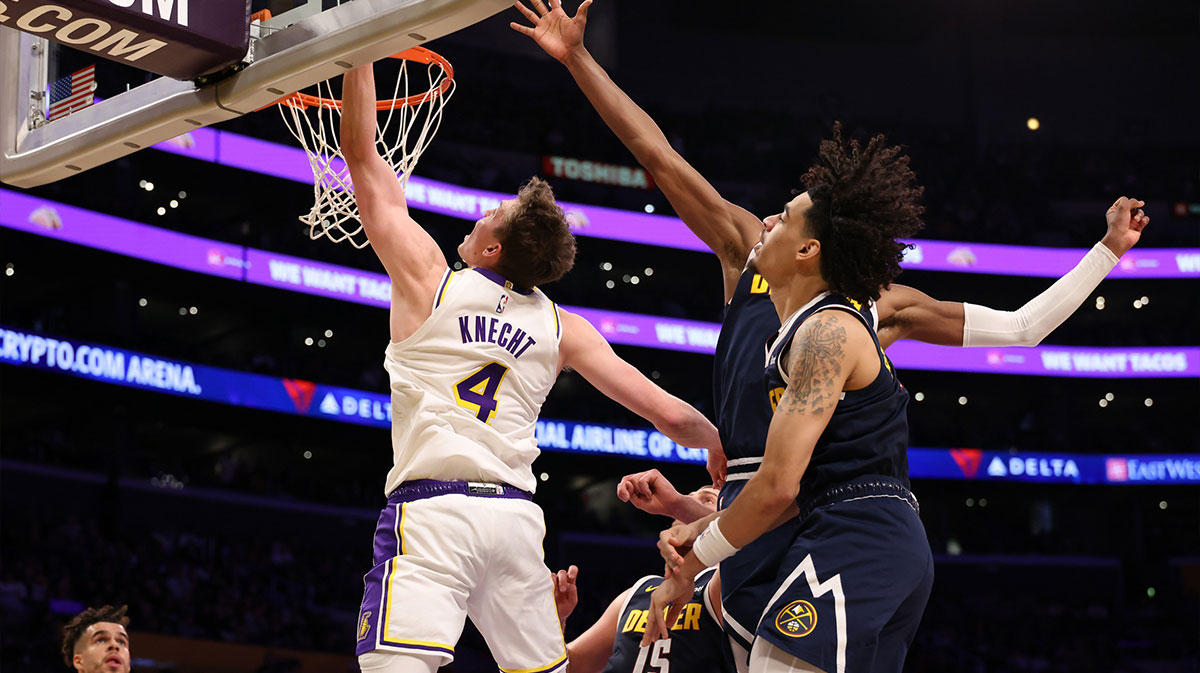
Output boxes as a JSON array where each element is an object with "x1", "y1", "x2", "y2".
[{"x1": 382, "y1": 267, "x2": 562, "y2": 494}]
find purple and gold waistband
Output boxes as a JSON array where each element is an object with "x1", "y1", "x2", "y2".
[{"x1": 387, "y1": 479, "x2": 533, "y2": 504}]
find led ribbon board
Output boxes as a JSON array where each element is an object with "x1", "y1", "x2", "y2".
[
  {"x1": 3, "y1": 188, "x2": 1198, "y2": 377},
  {"x1": 146, "y1": 126, "x2": 1200, "y2": 278},
  {"x1": 2, "y1": 324, "x2": 1197, "y2": 485}
]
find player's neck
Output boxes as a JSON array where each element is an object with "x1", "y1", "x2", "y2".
[{"x1": 770, "y1": 273, "x2": 829, "y2": 322}]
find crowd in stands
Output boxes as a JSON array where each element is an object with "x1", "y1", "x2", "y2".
[
  {"x1": 0, "y1": 512, "x2": 358, "y2": 670},
  {"x1": 2, "y1": 493, "x2": 1196, "y2": 671}
]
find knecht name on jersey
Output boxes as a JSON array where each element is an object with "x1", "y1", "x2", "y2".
[{"x1": 457, "y1": 315, "x2": 537, "y2": 358}]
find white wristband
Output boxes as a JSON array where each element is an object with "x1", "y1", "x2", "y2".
[{"x1": 692, "y1": 518, "x2": 739, "y2": 568}]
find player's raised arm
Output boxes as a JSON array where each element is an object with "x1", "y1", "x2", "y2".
[
  {"x1": 511, "y1": 0, "x2": 760, "y2": 300},
  {"x1": 341, "y1": 64, "x2": 447, "y2": 340},
  {"x1": 875, "y1": 196, "x2": 1151, "y2": 349},
  {"x1": 558, "y1": 309, "x2": 726, "y2": 485}
]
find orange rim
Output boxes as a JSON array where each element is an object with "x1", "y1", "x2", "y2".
[{"x1": 274, "y1": 47, "x2": 454, "y2": 111}]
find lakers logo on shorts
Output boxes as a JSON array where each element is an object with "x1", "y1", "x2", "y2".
[
  {"x1": 775, "y1": 600, "x2": 817, "y2": 638},
  {"x1": 358, "y1": 611, "x2": 372, "y2": 641}
]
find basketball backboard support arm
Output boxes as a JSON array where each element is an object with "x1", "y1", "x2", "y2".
[{"x1": 0, "y1": 0, "x2": 509, "y2": 188}]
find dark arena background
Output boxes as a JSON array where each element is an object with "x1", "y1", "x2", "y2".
[{"x1": 2, "y1": 0, "x2": 1199, "y2": 671}]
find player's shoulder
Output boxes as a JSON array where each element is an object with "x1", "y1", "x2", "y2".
[{"x1": 786, "y1": 308, "x2": 870, "y2": 366}]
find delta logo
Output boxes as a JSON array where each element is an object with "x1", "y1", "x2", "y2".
[
  {"x1": 282, "y1": 378, "x2": 317, "y2": 414},
  {"x1": 951, "y1": 449, "x2": 984, "y2": 479},
  {"x1": 986, "y1": 456, "x2": 1081, "y2": 481}
]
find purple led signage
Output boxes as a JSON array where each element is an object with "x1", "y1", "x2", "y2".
[
  {"x1": 243, "y1": 248, "x2": 392, "y2": 309},
  {"x1": 2, "y1": 189, "x2": 1197, "y2": 378},
  {"x1": 145, "y1": 127, "x2": 1200, "y2": 278},
  {"x1": 0, "y1": 189, "x2": 244, "y2": 280}
]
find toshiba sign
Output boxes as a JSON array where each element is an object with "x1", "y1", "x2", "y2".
[
  {"x1": 0, "y1": 0, "x2": 251, "y2": 79},
  {"x1": 543, "y1": 155, "x2": 655, "y2": 190}
]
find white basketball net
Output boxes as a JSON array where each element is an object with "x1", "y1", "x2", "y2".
[{"x1": 278, "y1": 53, "x2": 454, "y2": 249}]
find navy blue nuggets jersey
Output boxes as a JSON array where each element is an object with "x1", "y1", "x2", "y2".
[
  {"x1": 602, "y1": 568, "x2": 735, "y2": 673},
  {"x1": 754, "y1": 293, "x2": 931, "y2": 672},
  {"x1": 714, "y1": 269, "x2": 780, "y2": 465},
  {"x1": 713, "y1": 269, "x2": 798, "y2": 653},
  {"x1": 763, "y1": 292, "x2": 910, "y2": 509}
]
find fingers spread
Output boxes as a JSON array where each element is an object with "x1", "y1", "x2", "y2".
[{"x1": 513, "y1": 1, "x2": 539, "y2": 22}]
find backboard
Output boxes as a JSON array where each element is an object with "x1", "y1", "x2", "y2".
[{"x1": 0, "y1": 0, "x2": 509, "y2": 188}]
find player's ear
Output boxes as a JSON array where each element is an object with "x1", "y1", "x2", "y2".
[
  {"x1": 796, "y1": 238, "x2": 820, "y2": 261},
  {"x1": 483, "y1": 241, "x2": 502, "y2": 259}
]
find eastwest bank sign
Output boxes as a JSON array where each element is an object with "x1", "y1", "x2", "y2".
[{"x1": 0, "y1": 0, "x2": 251, "y2": 79}]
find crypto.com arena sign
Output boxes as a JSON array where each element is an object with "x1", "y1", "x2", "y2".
[{"x1": 0, "y1": 0, "x2": 251, "y2": 79}]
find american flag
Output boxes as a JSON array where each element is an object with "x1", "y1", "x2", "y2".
[{"x1": 47, "y1": 66, "x2": 96, "y2": 122}]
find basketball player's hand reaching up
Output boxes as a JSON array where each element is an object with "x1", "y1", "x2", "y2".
[
  {"x1": 1101, "y1": 196, "x2": 1150, "y2": 257},
  {"x1": 510, "y1": 0, "x2": 592, "y2": 63},
  {"x1": 551, "y1": 565, "x2": 579, "y2": 629}
]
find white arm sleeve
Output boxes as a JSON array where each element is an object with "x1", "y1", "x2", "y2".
[{"x1": 962, "y1": 242, "x2": 1120, "y2": 347}]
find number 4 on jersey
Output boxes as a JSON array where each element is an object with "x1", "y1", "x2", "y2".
[{"x1": 453, "y1": 361, "x2": 510, "y2": 423}]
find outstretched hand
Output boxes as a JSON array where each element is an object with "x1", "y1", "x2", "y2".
[
  {"x1": 1101, "y1": 196, "x2": 1150, "y2": 257},
  {"x1": 510, "y1": 0, "x2": 593, "y2": 62},
  {"x1": 551, "y1": 565, "x2": 579, "y2": 624}
]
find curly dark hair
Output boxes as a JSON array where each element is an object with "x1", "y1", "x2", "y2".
[
  {"x1": 800, "y1": 123, "x2": 925, "y2": 305},
  {"x1": 61, "y1": 604, "x2": 129, "y2": 667},
  {"x1": 492, "y1": 177, "x2": 576, "y2": 289}
]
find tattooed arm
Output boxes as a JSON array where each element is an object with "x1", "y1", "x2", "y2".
[
  {"x1": 655, "y1": 311, "x2": 867, "y2": 572},
  {"x1": 706, "y1": 310, "x2": 865, "y2": 548},
  {"x1": 641, "y1": 311, "x2": 871, "y2": 643}
]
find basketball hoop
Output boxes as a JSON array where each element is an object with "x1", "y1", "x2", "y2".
[{"x1": 276, "y1": 47, "x2": 455, "y2": 248}]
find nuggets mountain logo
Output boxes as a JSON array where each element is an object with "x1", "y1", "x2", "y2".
[
  {"x1": 775, "y1": 600, "x2": 818, "y2": 638},
  {"x1": 358, "y1": 611, "x2": 372, "y2": 641}
]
